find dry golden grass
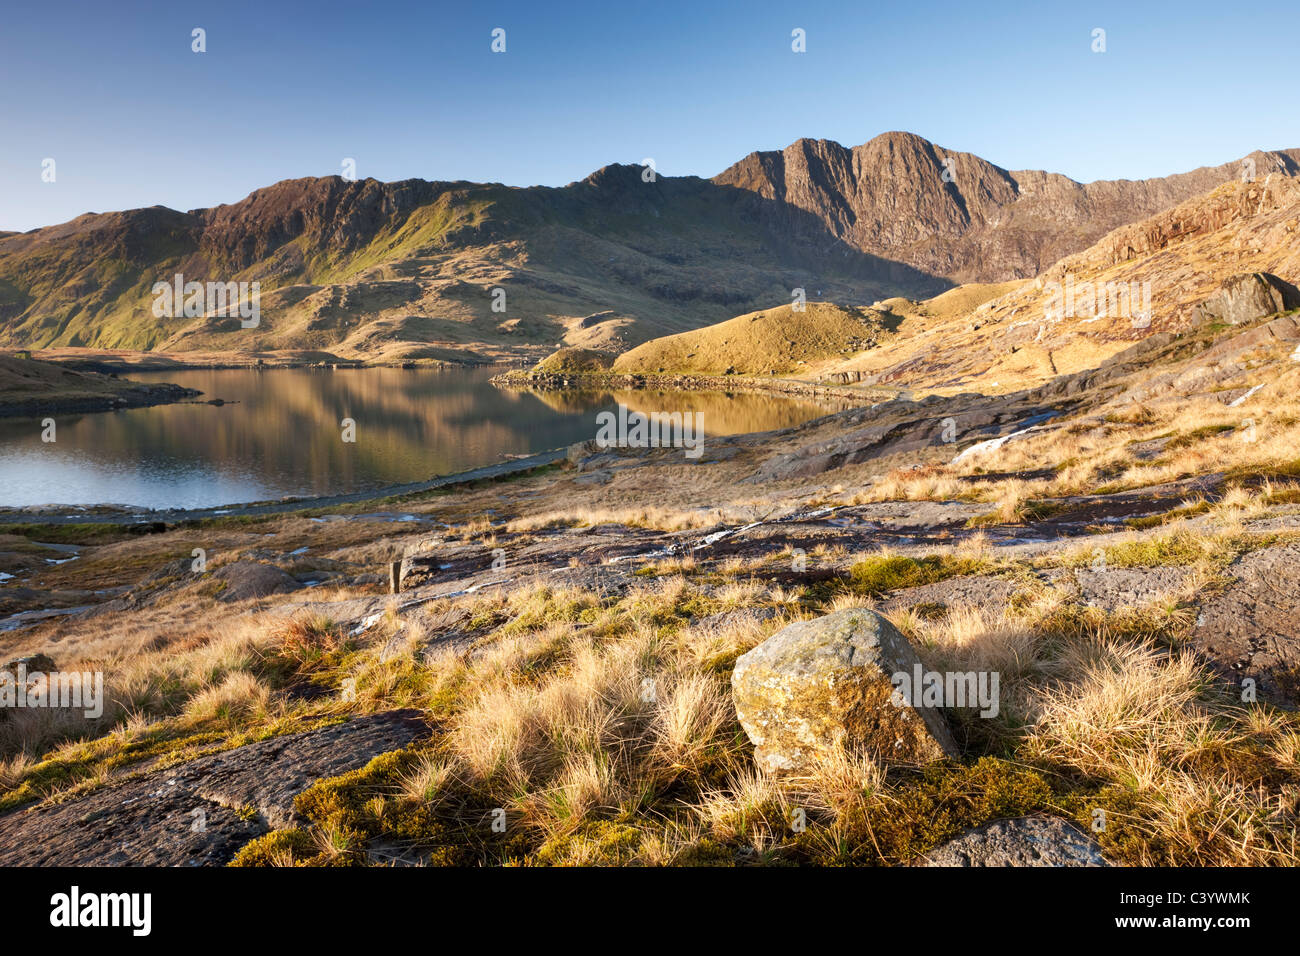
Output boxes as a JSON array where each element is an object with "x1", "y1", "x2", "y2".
[{"x1": 8, "y1": 325, "x2": 1300, "y2": 864}]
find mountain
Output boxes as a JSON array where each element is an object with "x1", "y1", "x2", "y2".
[
  {"x1": 714, "y1": 132, "x2": 1300, "y2": 284},
  {"x1": 808, "y1": 173, "x2": 1300, "y2": 395},
  {"x1": 1, "y1": 133, "x2": 1295, "y2": 361}
]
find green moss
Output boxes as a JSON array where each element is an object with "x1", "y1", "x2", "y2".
[
  {"x1": 846, "y1": 554, "x2": 988, "y2": 596},
  {"x1": 535, "y1": 820, "x2": 643, "y2": 865},
  {"x1": 229, "y1": 828, "x2": 316, "y2": 867}
]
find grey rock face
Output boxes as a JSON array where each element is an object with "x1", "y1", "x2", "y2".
[
  {"x1": 1193, "y1": 272, "x2": 1300, "y2": 326},
  {"x1": 0, "y1": 710, "x2": 426, "y2": 866},
  {"x1": 923, "y1": 815, "x2": 1112, "y2": 867},
  {"x1": 211, "y1": 560, "x2": 302, "y2": 603},
  {"x1": 1193, "y1": 542, "x2": 1300, "y2": 706}
]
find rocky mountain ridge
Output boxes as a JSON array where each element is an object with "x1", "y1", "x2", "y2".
[{"x1": 2, "y1": 132, "x2": 1295, "y2": 360}]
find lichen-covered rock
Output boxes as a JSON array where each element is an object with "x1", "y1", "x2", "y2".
[
  {"x1": 923, "y1": 815, "x2": 1112, "y2": 867},
  {"x1": 731, "y1": 608, "x2": 958, "y2": 773}
]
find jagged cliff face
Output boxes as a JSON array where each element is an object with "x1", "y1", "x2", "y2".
[
  {"x1": 1, "y1": 132, "x2": 1295, "y2": 356},
  {"x1": 713, "y1": 131, "x2": 1300, "y2": 283}
]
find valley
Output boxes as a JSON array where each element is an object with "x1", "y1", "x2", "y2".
[{"x1": 4, "y1": 129, "x2": 1300, "y2": 872}]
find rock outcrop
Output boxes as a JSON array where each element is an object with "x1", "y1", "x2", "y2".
[
  {"x1": 731, "y1": 608, "x2": 958, "y2": 773},
  {"x1": 923, "y1": 815, "x2": 1112, "y2": 867},
  {"x1": 211, "y1": 560, "x2": 302, "y2": 603},
  {"x1": 0, "y1": 710, "x2": 426, "y2": 866},
  {"x1": 1192, "y1": 542, "x2": 1300, "y2": 706},
  {"x1": 1192, "y1": 272, "x2": 1300, "y2": 326},
  {"x1": 714, "y1": 132, "x2": 1299, "y2": 284}
]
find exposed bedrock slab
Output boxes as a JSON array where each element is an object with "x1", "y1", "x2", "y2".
[
  {"x1": 879, "y1": 575, "x2": 1018, "y2": 615},
  {"x1": 1193, "y1": 543, "x2": 1300, "y2": 706},
  {"x1": 922, "y1": 815, "x2": 1112, "y2": 867},
  {"x1": 1051, "y1": 565, "x2": 1194, "y2": 612},
  {"x1": 0, "y1": 710, "x2": 427, "y2": 866}
]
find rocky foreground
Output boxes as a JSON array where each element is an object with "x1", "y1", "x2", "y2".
[{"x1": 3, "y1": 303, "x2": 1300, "y2": 866}]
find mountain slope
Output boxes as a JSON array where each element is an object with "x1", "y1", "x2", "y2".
[
  {"x1": 811, "y1": 174, "x2": 1300, "y2": 395},
  {"x1": 714, "y1": 131, "x2": 1300, "y2": 283},
  {"x1": 2, "y1": 133, "x2": 1294, "y2": 360}
]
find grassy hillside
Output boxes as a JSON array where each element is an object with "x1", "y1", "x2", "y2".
[
  {"x1": 612, "y1": 303, "x2": 893, "y2": 376},
  {"x1": 813, "y1": 177, "x2": 1300, "y2": 396},
  {"x1": 0, "y1": 170, "x2": 934, "y2": 362}
]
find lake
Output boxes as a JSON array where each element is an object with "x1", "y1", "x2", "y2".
[{"x1": 0, "y1": 366, "x2": 849, "y2": 510}]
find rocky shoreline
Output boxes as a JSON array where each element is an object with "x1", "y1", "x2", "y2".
[{"x1": 0, "y1": 381, "x2": 202, "y2": 419}]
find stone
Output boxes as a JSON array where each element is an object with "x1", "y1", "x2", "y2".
[
  {"x1": 399, "y1": 540, "x2": 449, "y2": 590},
  {"x1": 696, "y1": 607, "x2": 777, "y2": 630},
  {"x1": 2, "y1": 653, "x2": 57, "y2": 675},
  {"x1": 731, "y1": 608, "x2": 958, "y2": 773},
  {"x1": 1192, "y1": 272, "x2": 1300, "y2": 326},
  {"x1": 0, "y1": 710, "x2": 426, "y2": 866},
  {"x1": 1192, "y1": 542, "x2": 1300, "y2": 706},
  {"x1": 923, "y1": 815, "x2": 1112, "y2": 867},
  {"x1": 211, "y1": 561, "x2": 301, "y2": 603}
]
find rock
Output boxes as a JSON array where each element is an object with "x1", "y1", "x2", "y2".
[
  {"x1": 879, "y1": 575, "x2": 1017, "y2": 615},
  {"x1": 923, "y1": 815, "x2": 1112, "y2": 867},
  {"x1": 1192, "y1": 542, "x2": 1300, "y2": 706},
  {"x1": 2, "y1": 653, "x2": 57, "y2": 675},
  {"x1": 211, "y1": 561, "x2": 302, "y2": 603},
  {"x1": 1063, "y1": 565, "x2": 1193, "y2": 612},
  {"x1": 566, "y1": 440, "x2": 598, "y2": 464},
  {"x1": 573, "y1": 468, "x2": 614, "y2": 485},
  {"x1": 399, "y1": 539, "x2": 449, "y2": 591},
  {"x1": 731, "y1": 608, "x2": 958, "y2": 773},
  {"x1": 696, "y1": 607, "x2": 777, "y2": 630},
  {"x1": 0, "y1": 710, "x2": 426, "y2": 866},
  {"x1": 1192, "y1": 272, "x2": 1300, "y2": 326}
]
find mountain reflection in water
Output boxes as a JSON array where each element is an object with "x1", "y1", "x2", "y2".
[{"x1": 0, "y1": 366, "x2": 850, "y2": 510}]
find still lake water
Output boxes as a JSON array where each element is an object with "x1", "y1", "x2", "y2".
[{"x1": 0, "y1": 367, "x2": 847, "y2": 510}]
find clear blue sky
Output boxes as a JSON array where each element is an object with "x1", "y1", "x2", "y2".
[{"x1": 2, "y1": 0, "x2": 1297, "y2": 233}]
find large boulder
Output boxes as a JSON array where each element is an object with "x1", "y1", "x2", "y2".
[
  {"x1": 923, "y1": 815, "x2": 1112, "y2": 867},
  {"x1": 1192, "y1": 272, "x2": 1300, "y2": 326},
  {"x1": 731, "y1": 608, "x2": 959, "y2": 773},
  {"x1": 211, "y1": 561, "x2": 301, "y2": 603}
]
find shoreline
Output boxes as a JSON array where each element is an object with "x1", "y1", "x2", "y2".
[
  {"x1": 0, "y1": 382, "x2": 202, "y2": 420},
  {"x1": 4, "y1": 347, "x2": 532, "y2": 376},
  {"x1": 0, "y1": 447, "x2": 569, "y2": 526},
  {"x1": 491, "y1": 369, "x2": 894, "y2": 402}
]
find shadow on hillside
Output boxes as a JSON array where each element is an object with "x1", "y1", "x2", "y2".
[{"x1": 542, "y1": 165, "x2": 956, "y2": 306}]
